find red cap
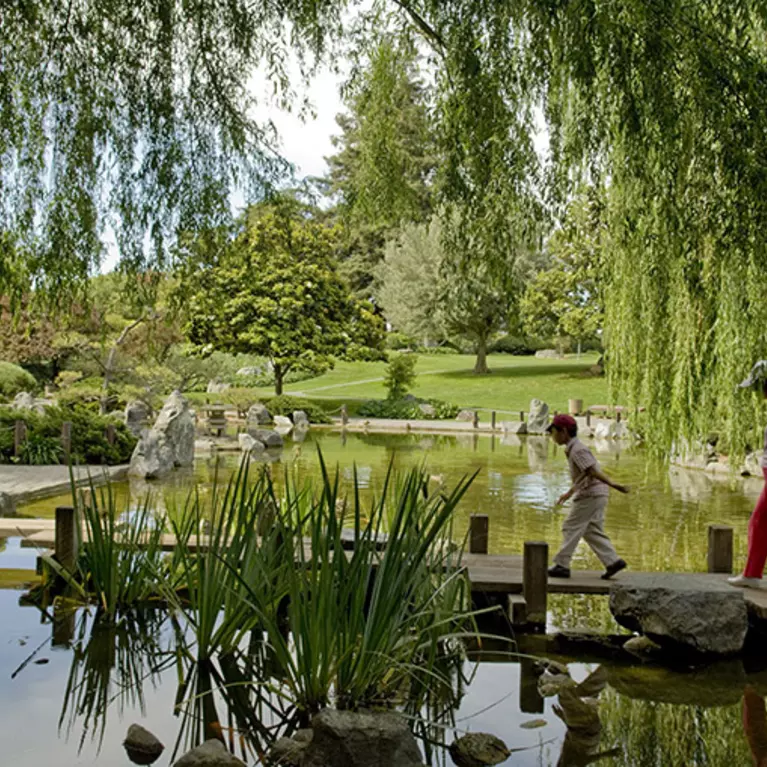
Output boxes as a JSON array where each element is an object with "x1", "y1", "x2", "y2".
[{"x1": 547, "y1": 414, "x2": 577, "y2": 432}]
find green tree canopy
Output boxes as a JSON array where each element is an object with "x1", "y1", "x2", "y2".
[
  {"x1": 521, "y1": 190, "x2": 604, "y2": 351},
  {"x1": 182, "y1": 199, "x2": 384, "y2": 394}
]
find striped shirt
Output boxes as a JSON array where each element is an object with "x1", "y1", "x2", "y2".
[{"x1": 566, "y1": 438, "x2": 609, "y2": 499}]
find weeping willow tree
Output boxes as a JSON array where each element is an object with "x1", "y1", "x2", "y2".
[{"x1": 4, "y1": 1, "x2": 767, "y2": 453}]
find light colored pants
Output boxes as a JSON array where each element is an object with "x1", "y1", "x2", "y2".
[{"x1": 553, "y1": 495, "x2": 619, "y2": 568}]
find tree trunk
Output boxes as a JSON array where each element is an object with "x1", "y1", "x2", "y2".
[
  {"x1": 273, "y1": 364, "x2": 283, "y2": 396},
  {"x1": 473, "y1": 336, "x2": 490, "y2": 375},
  {"x1": 100, "y1": 314, "x2": 148, "y2": 414}
]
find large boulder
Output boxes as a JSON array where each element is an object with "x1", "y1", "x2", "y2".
[
  {"x1": 526, "y1": 399, "x2": 550, "y2": 434},
  {"x1": 12, "y1": 391, "x2": 48, "y2": 414},
  {"x1": 129, "y1": 392, "x2": 195, "y2": 478},
  {"x1": 456, "y1": 410, "x2": 477, "y2": 423},
  {"x1": 301, "y1": 709, "x2": 424, "y2": 767},
  {"x1": 173, "y1": 739, "x2": 245, "y2": 767},
  {"x1": 248, "y1": 428, "x2": 284, "y2": 448},
  {"x1": 238, "y1": 433, "x2": 265, "y2": 454},
  {"x1": 609, "y1": 574, "x2": 748, "y2": 655},
  {"x1": 418, "y1": 403, "x2": 436, "y2": 418},
  {"x1": 247, "y1": 403, "x2": 273, "y2": 426},
  {"x1": 274, "y1": 414, "x2": 293, "y2": 429},
  {"x1": 293, "y1": 410, "x2": 310, "y2": 427},
  {"x1": 128, "y1": 430, "x2": 176, "y2": 479},
  {"x1": 153, "y1": 391, "x2": 195, "y2": 467},
  {"x1": 206, "y1": 380, "x2": 231, "y2": 394},
  {"x1": 123, "y1": 723, "x2": 164, "y2": 765},
  {"x1": 125, "y1": 400, "x2": 151, "y2": 437}
]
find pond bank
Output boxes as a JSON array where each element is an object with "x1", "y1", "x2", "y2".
[{"x1": 0, "y1": 464, "x2": 129, "y2": 512}]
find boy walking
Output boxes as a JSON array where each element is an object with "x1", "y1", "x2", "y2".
[{"x1": 546, "y1": 414, "x2": 629, "y2": 579}]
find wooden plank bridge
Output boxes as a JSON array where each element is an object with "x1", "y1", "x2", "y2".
[{"x1": 5, "y1": 509, "x2": 767, "y2": 628}]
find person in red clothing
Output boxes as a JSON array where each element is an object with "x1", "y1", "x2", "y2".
[{"x1": 729, "y1": 361, "x2": 767, "y2": 589}]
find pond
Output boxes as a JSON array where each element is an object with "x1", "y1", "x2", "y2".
[{"x1": 0, "y1": 429, "x2": 764, "y2": 766}]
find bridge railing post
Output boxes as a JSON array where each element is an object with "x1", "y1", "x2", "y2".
[
  {"x1": 708, "y1": 524, "x2": 733, "y2": 573},
  {"x1": 55, "y1": 505, "x2": 78, "y2": 574},
  {"x1": 469, "y1": 514, "x2": 489, "y2": 554},
  {"x1": 523, "y1": 541, "x2": 548, "y2": 630}
]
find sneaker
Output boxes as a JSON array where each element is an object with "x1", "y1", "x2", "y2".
[
  {"x1": 601, "y1": 559, "x2": 627, "y2": 580},
  {"x1": 547, "y1": 564, "x2": 571, "y2": 578},
  {"x1": 728, "y1": 574, "x2": 762, "y2": 589}
]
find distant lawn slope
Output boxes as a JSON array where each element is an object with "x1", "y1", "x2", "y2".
[{"x1": 259, "y1": 353, "x2": 610, "y2": 416}]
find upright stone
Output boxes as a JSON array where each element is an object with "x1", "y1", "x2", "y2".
[
  {"x1": 125, "y1": 400, "x2": 151, "y2": 437},
  {"x1": 293, "y1": 410, "x2": 310, "y2": 427},
  {"x1": 247, "y1": 403, "x2": 273, "y2": 425},
  {"x1": 526, "y1": 399, "x2": 550, "y2": 434}
]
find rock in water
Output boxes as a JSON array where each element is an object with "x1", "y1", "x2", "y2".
[
  {"x1": 238, "y1": 433, "x2": 265, "y2": 454},
  {"x1": 456, "y1": 409, "x2": 477, "y2": 422},
  {"x1": 247, "y1": 403, "x2": 273, "y2": 425},
  {"x1": 609, "y1": 574, "x2": 748, "y2": 655},
  {"x1": 128, "y1": 430, "x2": 175, "y2": 479},
  {"x1": 129, "y1": 391, "x2": 195, "y2": 478},
  {"x1": 274, "y1": 414, "x2": 293, "y2": 429},
  {"x1": 266, "y1": 736, "x2": 310, "y2": 766},
  {"x1": 449, "y1": 733, "x2": 510, "y2": 767},
  {"x1": 301, "y1": 709, "x2": 424, "y2": 767},
  {"x1": 247, "y1": 428, "x2": 284, "y2": 448},
  {"x1": 152, "y1": 391, "x2": 195, "y2": 467},
  {"x1": 526, "y1": 398, "x2": 550, "y2": 434},
  {"x1": 124, "y1": 724, "x2": 164, "y2": 765},
  {"x1": 173, "y1": 739, "x2": 245, "y2": 767},
  {"x1": 293, "y1": 410, "x2": 310, "y2": 427}
]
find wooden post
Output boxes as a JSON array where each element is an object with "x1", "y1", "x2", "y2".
[
  {"x1": 469, "y1": 514, "x2": 489, "y2": 554},
  {"x1": 61, "y1": 421, "x2": 72, "y2": 461},
  {"x1": 472, "y1": 411, "x2": 479, "y2": 429},
  {"x1": 105, "y1": 423, "x2": 116, "y2": 446},
  {"x1": 13, "y1": 420, "x2": 26, "y2": 458},
  {"x1": 707, "y1": 525, "x2": 733, "y2": 574},
  {"x1": 520, "y1": 411, "x2": 525, "y2": 422},
  {"x1": 586, "y1": 411, "x2": 592, "y2": 427},
  {"x1": 491, "y1": 411, "x2": 496, "y2": 430},
  {"x1": 55, "y1": 506, "x2": 78, "y2": 573},
  {"x1": 523, "y1": 541, "x2": 548, "y2": 629},
  {"x1": 519, "y1": 657, "x2": 545, "y2": 714},
  {"x1": 52, "y1": 601, "x2": 75, "y2": 647},
  {"x1": 617, "y1": 410, "x2": 622, "y2": 423}
]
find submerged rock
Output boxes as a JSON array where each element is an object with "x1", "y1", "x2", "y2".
[
  {"x1": 238, "y1": 433, "x2": 265, "y2": 454},
  {"x1": 526, "y1": 399, "x2": 550, "y2": 434},
  {"x1": 609, "y1": 574, "x2": 748, "y2": 655},
  {"x1": 124, "y1": 723, "x2": 164, "y2": 765},
  {"x1": 173, "y1": 739, "x2": 245, "y2": 767},
  {"x1": 248, "y1": 428, "x2": 284, "y2": 448},
  {"x1": 449, "y1": 733, "x2": 510, "y2": 767},
  {"x1": 301, "y1": 709, "x2": 424, "y2": 767}
]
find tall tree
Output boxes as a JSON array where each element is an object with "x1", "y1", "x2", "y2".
[
  {"x1": 521, "y1": 190, "x2": 605, "y2": 353},
  {"x1": 181, "y1": 198, "x2": 384, "y2": 394},
  {"x1": 324, "y1": 35, "x2": 435, "y2": 297}
]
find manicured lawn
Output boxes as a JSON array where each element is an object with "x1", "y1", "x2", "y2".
[{"x1": 278, "y1": 353, "x2": 609, "y2": 416}]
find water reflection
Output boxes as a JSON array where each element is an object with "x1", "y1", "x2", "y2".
[{"x1": 744, "y1": 686, "x2": 767, "y2": 767}]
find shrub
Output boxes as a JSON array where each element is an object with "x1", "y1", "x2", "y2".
[
  {"x1": 384, "y1": 353, "x2": 417, "y2": 400},
  {"x1": 0, "y1": 361, "x2": 37, "y2": 398},
  {"x1": 264, "y1": 395, "x2": 331, "y2": 424},
  {"x1": 231, "y1": 366, "x2": 319, "y2": 389},
  {"x1": 488, "y1": 335, "x2": 541, "y2": 355},
  {"x1": 415, "y1": 344, "x2": 459, "y2": 355},
  {"x1": 385, "y1": 332, "x2": 416, "y2": 350},
  {"x1": 358, "y1": 398, "x2": 460, "y2": 420},
  {"x1": 0, "y1": 404, "x2": 136, "y2": 465}
]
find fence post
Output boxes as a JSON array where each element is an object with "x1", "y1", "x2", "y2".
[
  {"x1": 341, "y1": 404, "x2": 348, "y2": 427},
  {"x1": 472, "y1": 411, "x2": 479, "y2": 429},
  {"x1": 523, "y1": 541, "x2": 548, "y2": 629},
  {"x1": 586, "y1": 411, "x2": 592, "y2": 427},
  {"x1": 61, "y1": 421, "x2": 72, "y2": 462},
  {"x1": 55, "y1": 505, "x2": 78, "y2": 574},
  {"x1": 491, "y1": 411, "x2": 497, "y2": 430},
  {"x1": 520, "y1": 411, "x2": 525, "y2": 423},
  {"x1": 707, "y1": 525, "x2": 733, "y2": 574},
  {"x1": 469, "y1": 514, "x2": 489, "y2": 554},
  {"x1": 13, "y1": 420, "x2": 26, "y2": 458}
]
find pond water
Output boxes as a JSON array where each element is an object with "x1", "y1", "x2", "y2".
[{"x1": 1, "y1": 430, "x2": 764, "y2": 766}]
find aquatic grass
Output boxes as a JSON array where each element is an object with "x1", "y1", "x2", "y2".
[
  {"x1": 42, "y1": 480, "x2": 168, "y2": 619},
  {"x1": 222, "y1": 450, "x2": 480, "y2": 717}
]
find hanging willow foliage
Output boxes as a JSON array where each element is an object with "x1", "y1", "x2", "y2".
[{"x1": 4, "y1": 1, "x2": 767, "y2": 452}]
